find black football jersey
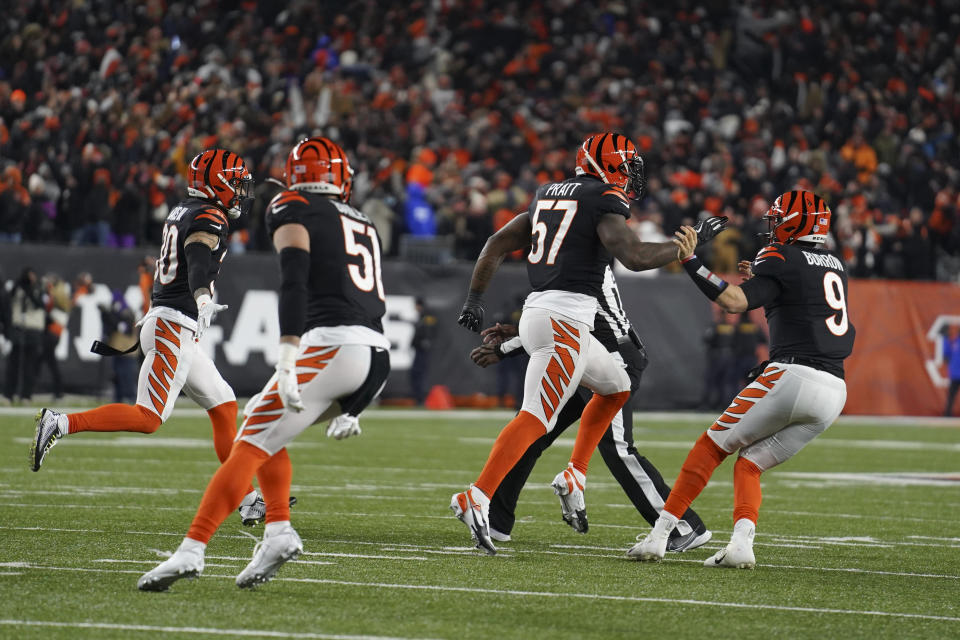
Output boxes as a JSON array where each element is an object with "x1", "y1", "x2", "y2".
[
  {"x1": 266, "y1": 190, "x2": 385, "y2": 333},
  {"x1": 152, "y1": 198, "x2": 230, "y2": 319},
  {"x1": 526, "y1": 176, "x2": 631, "y2": 297},
  {"x1": 749, "y1": 242, "x2": 855, "y2": 376}
]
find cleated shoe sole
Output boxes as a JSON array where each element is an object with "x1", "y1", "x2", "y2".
[
  {"x1": 450, "y1": 491, "x2": 496, "y2": 555},
  {"x1": 30, "y1": 409, "x2": 61, "y2": 472}
]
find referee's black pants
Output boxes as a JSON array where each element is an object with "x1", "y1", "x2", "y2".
[{"x1": 489, "y1": 340, "x2": 707, "y2": 543}]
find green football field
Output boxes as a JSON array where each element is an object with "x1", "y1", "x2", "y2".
[{"x1": 1, "y1": 407, "x2": 958, "y2": 639}]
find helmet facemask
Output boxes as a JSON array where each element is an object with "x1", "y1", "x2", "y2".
[
  {"x1": 223, "y1": 172, "x2": 254, "y2": 219},
  {"x1": 622, "y1": 155, "x2": 646, "y2": 201}
]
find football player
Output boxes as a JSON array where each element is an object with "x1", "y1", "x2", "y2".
[
  {"x1": 632, "y1": 190, "x2": 855, "y2": 568},
  {"x1": 29, "y1": 148, "x2": 271, "y2": 524},
  {"x1": 470, "y1": 263, "x2": 712, "y2": 553},
  {"x1": 139, "y1": 137, "x2": 390, "y2": 591},
  {"x1": 452, "y1": 133, "x2": 726, "y2": 554}
]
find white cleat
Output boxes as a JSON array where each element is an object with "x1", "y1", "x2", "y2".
[
  {"x1": 450, "y1": 485, "x2": 496, "y2": 555},
  {"x1": 626, "y1": 514, "x2": 677, "y2": 562},
  {"x1": 551, "y1": 463, "x2": 588, "y2": 533},
  {"x1": 489, "y1": 527, "x2": 511, "y2": 543},
  {"x1": 138, "y1": 547, "x2": 205, "y2": 592},
  {"x1": 236, "y1": 525, "x2": 303, "y2": 589},
  {"x1": 704, "y1": 540, "x2": 756, "y2": 569},
  {"x1": 30, "y1": 408, "x2": 65, "y2": 472}
]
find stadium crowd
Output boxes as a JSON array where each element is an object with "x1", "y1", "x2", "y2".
[{"x1": 1, "y1": 0, "x2": 959, "y2": 279}]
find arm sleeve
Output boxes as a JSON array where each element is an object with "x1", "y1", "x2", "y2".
[
  {"x1": 184, "y1": 242, "x2": 213, "y2": 296},
  {"x1": 497, "y1": 336, "x2": 525, "y2": 359},
  {"x1": 740, "y1": 275, "x2": 782, "y2": 310},
  {"x1": 278, "y1": 247, "x2": 310, "y2": 337}
]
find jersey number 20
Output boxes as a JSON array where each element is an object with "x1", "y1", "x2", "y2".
[
  {"x1": 156, "y1": 224, "x2": 179, "y2": 285},
  {"x1": 528, "y1": 199, "x2": 578, "y2": 265}
]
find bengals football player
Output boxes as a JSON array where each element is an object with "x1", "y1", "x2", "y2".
[
  {"x1": 633, "y1": 190, "x2": 855, "y2": 568},
  {"x1": 140, "y1": 137, "x2": 390, "y2": 591},
  {"x1": 30, "y1": 149, "x2": 275, "y2": 525},
  {"x1": 451, "y1": 133, "x2": 726, "y2": 555}
]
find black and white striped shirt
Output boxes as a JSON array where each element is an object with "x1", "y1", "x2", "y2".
[{"x1": 501, "y1": 264, "x2": 635, "y2": 356}]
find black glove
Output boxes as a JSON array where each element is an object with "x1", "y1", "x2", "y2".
[
  {"x1": 694, "y1": 216, "x2": 728, "y2": 246},
  {"x1": 457, "y1": 292, "x2": 484, "y2": 332}
]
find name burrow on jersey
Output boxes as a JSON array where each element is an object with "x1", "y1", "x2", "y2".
[{"x1": 801, "y1": 251, "x2": 845, "y2": 271}]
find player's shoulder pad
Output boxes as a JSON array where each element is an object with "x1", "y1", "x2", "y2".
[
  {"x1": 188, "y1": 203, "x2": 229, "y2": 233},
  {"x1": 267, "y1": 190, "x2": 310, "y2": 214},
  {"x1": 266, "y1": 190, "x2": 311, "y2": 229},
  {"x1": 752, "y1": 242, "x2": 789, "y2": 275},
  {"x1": 583, "y1": 180, "x2": 630, "y2": 216}
]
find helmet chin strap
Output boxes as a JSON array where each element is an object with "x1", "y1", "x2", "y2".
[{"x1": 583, "y1": 153, "x2": 609, "y2": 183}]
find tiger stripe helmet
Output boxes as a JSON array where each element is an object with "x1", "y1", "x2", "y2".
[
  {"x1": 285, "y1": 137, "x2": 354, "y2": 202},
  {"x1": 187, "y1": 148, "x2": 253, "y2": 219},
  {"x1": 763, "y1": 190, "x2": 832, "y2": 245},
  {"x1": 575, "y1": 133, "x2": 646, "y2": 200}
]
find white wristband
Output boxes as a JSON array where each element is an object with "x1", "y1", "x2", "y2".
[{"x1": 277, "y1": 342, "x2": 298, "y2": 371}]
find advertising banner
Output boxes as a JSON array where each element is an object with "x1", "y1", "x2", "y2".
[{"x1": 2, "y1": 245, "x2": 958, "y2": 415}]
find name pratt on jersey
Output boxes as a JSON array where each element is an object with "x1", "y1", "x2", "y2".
[
  {"x1": 801, "y1": 251, "x2": 845, "y2": 271},
  {"x1": 544, "y1": 182, "x2": 582, "y2": 198}
]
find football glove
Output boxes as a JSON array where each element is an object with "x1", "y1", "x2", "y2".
[
  {"x1": 693, "y1": 215, "x2": 728, "y2": 247},
  {"x1": 326, "y1": 414, "x2": 361, "y2": 440},
  {"x1": 457, "y1": 292, "x2": 484, "y2": 332},
  {"x1": 195, "y1": 293, "x2": 228, "y2": 342},
  {"x1": 276, "y1": 342, "x2": 304, "y2": 412}
]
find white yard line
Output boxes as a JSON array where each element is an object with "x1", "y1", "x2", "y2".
[
  {"x1": 0, "y1": 620, "x2": 432, "y2": 640},
  {"x1": 4, "y1": 565, "x2": 958, "y2": 624}
]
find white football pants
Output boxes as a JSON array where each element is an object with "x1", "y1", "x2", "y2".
[
  {"x1": 518, "y1": 306, "x2": 630, "y2": 431},
  {"x1": 706, "y1": 362, "x2": 847, "y2": 471}
]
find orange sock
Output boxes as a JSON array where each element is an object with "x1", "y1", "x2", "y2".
[
  {"x1": 733, "y1": 456, "x2": 763, "y2": 525},
  {"x1": 662, "y1": 432, "x2": 730, "y2": 519},
  {"x1": 256, "y1": 448, "x2": 293, "y2": 523},
  {"x1": 475, "y1": 410, "x2": 546, "y2": 497},
  {"x1": 570, "y1": 390, "x2": 629, "y2": 474},
  {"x1": 67, "y1": 404, "x2": 161, "y2": 434},
  {"x1": 187, "y1": 441, "x2": 269, "y2": 543},
  {"x1": 207, "y1": 400, "x2": 255, "y2": 495},
  {"x1": 207, "y1": 401, "x2": 238, "y2": 462}
]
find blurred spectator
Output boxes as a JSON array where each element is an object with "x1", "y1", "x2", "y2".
[
  {"x1": 137, "y1": 256, "x2": 155, "y2": 317},
  {"x1": 0, "y1": 167, "x2": 29, "y2": 243},
  {"x1": 732, "y1": 312, "x2": 767, "y2": 389},
  {"x1": 37, "y1": 273, "x2": 70, "y2": 399},
  {"x1": 944, "y1": 326, "x2": 960, "y2": 417},
  {"x1": 0, "y1": 268, "x2": 12, "y2": 373},
  {"x1": 493, "y1": 296, "x2": 527, "y2": 409},
  {"x1": 73, "y1": 168, "x2": 113, "y2": 246},
  {"x1": 404, "y1": 182, "x2": 436, "y2": 236},
  {"x1": 700, "y1": 310, "x2": 737, "y2": 409},
  {"x1": 409, "y1": 298, "x2": 436, "y2": 406},
  {"x1": 4, "y1": 267, "x2": 44, "y2": 402},
  {"x1": 0, "y1": 0, "x2": 957, "y2": 280},
  {"x1": 99, "y1": 290, "x2": 138, "y2": 403}
]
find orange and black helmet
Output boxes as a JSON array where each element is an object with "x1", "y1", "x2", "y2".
[
  {"x1": 575, "y1": 133, "x2": 646, "y2": 199},
  {"x1": 763, "y1": 190, "x2": 832, "y2": 245},
  {"x1": 285, "y1": 137, "x2": 354, "y2": 202},
  {"x1": 187, "y1": 148, "x2": 253, "y2": 219}
]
